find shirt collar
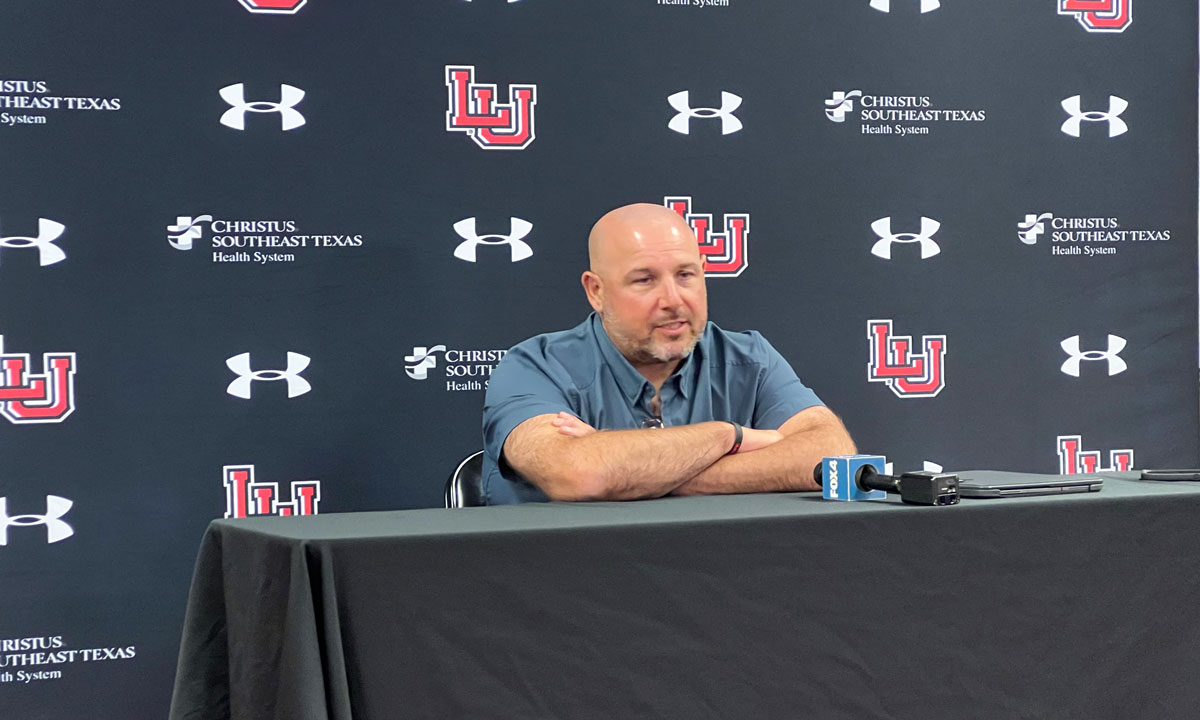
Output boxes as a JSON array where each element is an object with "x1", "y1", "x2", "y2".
[{"x1": 589, "y1": 313, "x2": 704, "y2": 405}]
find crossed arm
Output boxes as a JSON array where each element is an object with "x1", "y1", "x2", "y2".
[{"x1": 501, "y1": 406, "x2": 856, "y2": 502}]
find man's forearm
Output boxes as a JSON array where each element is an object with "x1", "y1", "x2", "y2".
[
  {"x1": 672, "y1": 411, "x2": 856, "y2": 496},
  {"x1": 509, "y1": 418, "x2": 737, "y2": 501}
]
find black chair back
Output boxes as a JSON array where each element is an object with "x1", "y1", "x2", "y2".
[{"x1": 445, "y1": 450, "x2": 486, "y2": 508}]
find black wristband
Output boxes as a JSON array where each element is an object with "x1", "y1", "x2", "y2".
[{"x1": 726, "y1": 422, "x2": 743, "y2": 455}]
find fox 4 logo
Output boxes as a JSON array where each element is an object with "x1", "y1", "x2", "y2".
[
  {"x1": 445, "y1": 65, "x2": 537, "y2": 150},
  {"x1": 1057, "y1": 435, "x2": 1133, "y2": 474},
  {"x1": 0, "y1": 335, "x2": 77, "y2": 424},
  {"x1": 1058, "y1": 0, "x2": 1132, "y2": 33},
  {"x1": 223, "y1": 465, "x2": 320, "y2": 518},
  {"x1": 866, "y1": 320, "x2": 946, "y2": 398},
  {"x1": 664, "y1": 196, "x2": 749, "y2": 278}
]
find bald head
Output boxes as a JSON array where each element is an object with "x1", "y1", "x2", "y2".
[
  {"x1": 581, "y1": 203, "x2": 708, "y2": 376},
  {"x1": 587, "y1": 203, "x2": 700, "y2": 278}
]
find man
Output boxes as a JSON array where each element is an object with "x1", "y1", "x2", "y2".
[{"x1": 481, "y1": 203, "x2": 855, "y2": 504}]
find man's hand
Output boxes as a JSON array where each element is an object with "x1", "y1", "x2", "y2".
[
  {"x1": 738, "y1": 427, "x2": 785, "y2": 453},
  {"x1": 551, "y1": 412, "x2": 597, "y2": 438}
]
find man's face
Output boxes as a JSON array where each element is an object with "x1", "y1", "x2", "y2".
[{"x1": 586, "y1": 212, "x2": 708, "y2": 368}]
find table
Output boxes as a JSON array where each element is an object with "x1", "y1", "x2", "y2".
[{"x1": 168, "y1": 472, "x2": 1200, "y2": 720}]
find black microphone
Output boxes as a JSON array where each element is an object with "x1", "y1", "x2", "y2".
[{"x1": 814, "y1": 463, "x2": 960, "y2": 506}]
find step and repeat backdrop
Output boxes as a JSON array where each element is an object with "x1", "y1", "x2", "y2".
[{"x1": 2, "y1": 1, "x2": 1197, "y2": 718}]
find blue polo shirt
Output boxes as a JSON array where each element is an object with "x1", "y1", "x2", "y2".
[{"x1": 481, "y1": 313, "x2": 823, "y2": 505}]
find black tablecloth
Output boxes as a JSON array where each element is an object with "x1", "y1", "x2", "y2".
[{"x1": 168, "y1": 472, "x2": 1200, "y2": 720}]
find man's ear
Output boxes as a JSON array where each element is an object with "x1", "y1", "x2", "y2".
[{"x1": 581, "y1": 271, "x2": 604, "y2": 313}]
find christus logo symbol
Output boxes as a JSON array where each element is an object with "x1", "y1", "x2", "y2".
[
  {"x1": 225, "y1": 352, "x2": 312, "y2": 398},
  {"x1": 664, "y1": 196, "x2": 749, "y2": 277},
  {"x1": 1057, "y1": 435, "x2": 1133, "y2": 474},
  {"x1": 445, "y1": 65, "x2": 537, "y2": 150},
  {"x1": 0, "y1": 217, "x2": 67, "y2": 267},
  {"x1": 219, "y1": 83, "x2": 306, "y2": 131},
  {"x1": 867, "y1": 320, "x2": 947, "y2": 398},
  {"x1": 223, "y1": 465, "x2": 320, "y2": 518},
  {"x1": 667, "y1": 91, "x2": 743, "y2": 135},
  {"x1": 404, "y1": 346, "x2": 447, "y2": 380},
  {"x1": 870, "y1": 0, "x2": 940, "y2": 13},
  {"x1": 167, "y1": 215, "x2": 213, "y2": 251},
  {"x1": 452, "y1": 217, "x2": 534, "y2": 262},
  {"x1": 1058, "y1": 0, "x2": 1132, "y2": 33},
  {"x1": 825, "y1": 90, "x2": 862, "y2": 123},
  {"x1": 1060, "y1": 335, "x2": 1127, "y2": 376},
  {"x1": 0, "y1": 334, "x2": 77, "y2": 424},
  {"x1": 0, "y1": 495, "x2": 74, "y2": 546},
  {"x1": 870, "y1": 216, "x2": 941, "y2": 259},
  {"x1": 1018, "y1": 213, "x2": 1052, "y2": 244},
  {"x1": 1061, "y1": 95, "x2": 1128, "y2": 137}
]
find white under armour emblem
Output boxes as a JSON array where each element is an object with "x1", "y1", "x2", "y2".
[
  {"x1": 226, "y1": 352, "x2": 312, "y2": 398},
  {"x1": 0, "y1": 218, "x2": 67, "y2": 266},
  {"x1": 1060, "y1": 335, "x2": 1127, "y2": 377},
  {"x1": 453, "y1": 217, "x2": 533, "y2": 262},
  {"x1": 667, "y1": 91, "x2": 743, "y2": 135},
  {"x1": 0, "y1": 495, "x2": 74, "y2": 545},
  {"x1": 871, "y1": 217, "x2": 941, "y2": 259},
  {"x1": 220, "y1": 83, "x2": 306, "y2": 131},
  {"x1": 871, "y1": 0, "x2": 940, "y2": 13},
  {"x1": 1061, "y1": 95, "x2": 1128, "y2": 138}
]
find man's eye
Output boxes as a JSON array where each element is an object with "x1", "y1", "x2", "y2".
[{"x1": 633, "y1": 277, "x2": 652, "y2": 285}]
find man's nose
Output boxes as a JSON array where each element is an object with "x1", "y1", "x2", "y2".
[{"x1": 658, "y1": 279, "x2": 683, "y2": 308}]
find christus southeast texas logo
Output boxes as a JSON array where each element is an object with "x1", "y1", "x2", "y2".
[
  {"x1": 0, "y1": 215, "x2": 67, "y2": 270},
  {"x1": 237, "y1": 0, "x2": 308, "y2": 14},
  {"x1": 663, "y1": 196, "x2": 749, "y2": 277},
  {"x1": 1057, "y1": 434, "x2": 1133, "y2": 474},
  {"x1": 825, "y1": 89, "x2": 986, "y2": 137},
  {"x1": 405, "y1": 345, "x2": 508, "y2": 392},
  {"x1": 166, "y1": 214, "x2": 363, "y2": 265},
  {"x1": 0, "y1": 334, "x2": 77, "y2": 425},
  {"x1": 0, "y1": 635, "x2": 137, "y2": 686},
  {"x1": 445, "y1": 65, "x2": 536, "y2": 150},
  {"x1": 866, "y1": 319, "x2": 946, "y2": 398},
  {"x1": 223, "y1": 465, "x2": 320, "y2": 518},
  {"x1": 1016, "y1": 212, "x2": 1169, "y2": 258},
  {"x1": 1058, "y1": 0, "x2": 1131, "y2": 34},
  {"x1": 0, "y1": 80, "x2": 122, "y2": 129}
]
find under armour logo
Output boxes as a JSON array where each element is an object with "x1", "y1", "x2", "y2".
[
  {"x1": 871, "y1": 217, "x2": 941, "y2": 259},
  {"x1": 1061, "y1": 95, "x2": 1127, "y2": 138},
  {"x1": 1060, "y1": 335, "x2": 1127, "y2": 377},
  {"x1": 220, "y1": 83, "x2": 306, "y2": 131},
  {"x1": 0, "y1": 334, "x2": 78, "y2": 425},
  {"x1": 404, "y1": 346, "x2": 447, "y2": 380},
  {"x1": 1018, "y1": 213, "x2": 1052, "y2": 244},
  {"x1": 167, "y1": 215, "x2": 213, "y2": 251},
  {"x1": 238, "y1": 0, "x2": 308, "y2": 13},
  {"x1": 224, "y1": 465, "x2": 320, "y2": 519},
  {"x1": 1058, "y1": 0, "x2": 1132, "y2": 33},
  {"x1": 452, "y1": 217, "x2": 534, "y2": 262},
  {"x1": 667, "y1": 91, "x2": 743, "y2": 135},
  {"x1": 825, "y1": 90, "x2": 862, "y2": 123},
  {"x1": 871, "y1": 0, "x2": 940, "y2": 13},
  {"x1": 1057, "y1": 435, "x2": 1133, "y2": 474},
  {"x1": 867, "y1": 319, "x2": 947, "y2": 398},
  {"x1": 0, "y1": 495, "x2": 74, "y2": 546},
  {"x1": 445, "y1": 65, "x2": 537, "y2": 150},
  {"x1": 664, "y1": 196, "x2": 749, "y2": 278},
  {"x1": 225, "y1": 352, "x2": 312, "y2": 398},
  {"x1": 0, "y1": 218, "x2": 67, "y2": 267}
]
